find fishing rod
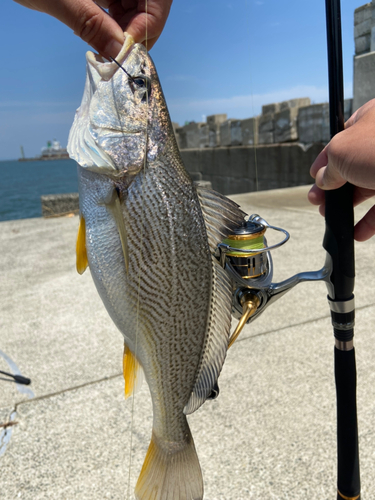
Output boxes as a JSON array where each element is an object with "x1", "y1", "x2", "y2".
[
  {"x1": 216, "y1": 0, "x2": 360, "y2": 497},
  {"x1": 324, "y1": 1, "x2": 359, "y2": 499}
]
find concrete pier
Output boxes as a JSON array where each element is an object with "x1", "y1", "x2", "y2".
[{"x1": 1, "y1": 186, "x2": 375, "y2": 499}]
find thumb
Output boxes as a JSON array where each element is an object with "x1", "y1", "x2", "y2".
[
  {"x1": 23, "y1": 0, "x2": 125, "y2": 59},
  {"x1": 69, "y1": 1, "x2": 125, "y2": 58},
  {"x1": 314, "y1": 163, "x2": 346, "y2": 190}
]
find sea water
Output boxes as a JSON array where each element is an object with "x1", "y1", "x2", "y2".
[{"x1": 0, "y1": 159, "x2": 78, "y2": 222}]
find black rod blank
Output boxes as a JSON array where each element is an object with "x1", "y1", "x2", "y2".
[{"x1": 324, "y1": 1, "x2": 360, "y2": 499}]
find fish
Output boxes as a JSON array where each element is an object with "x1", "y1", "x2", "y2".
[{"x1": 68, "y1": 32, "x2": 246, "y2": 500}]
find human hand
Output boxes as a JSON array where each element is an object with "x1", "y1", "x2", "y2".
[
  {"x1": 14, "y1": 0, "x2": 173, "y2": 58},
  {"x1": 308, "y1": 98, "x2": 375, "y2": 242}
]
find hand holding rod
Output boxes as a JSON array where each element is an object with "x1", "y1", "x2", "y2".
[{"x1": 324, "y1": 1, "x2": 360, "y2": 498}]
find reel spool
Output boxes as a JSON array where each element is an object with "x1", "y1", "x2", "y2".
[{"x1": 221, "y1": 220, "x2": 267, "y2": 280}]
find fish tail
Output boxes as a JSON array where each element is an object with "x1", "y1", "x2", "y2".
[{"x1": 135, "y1": 425, "x2": 203, "y2": 500}]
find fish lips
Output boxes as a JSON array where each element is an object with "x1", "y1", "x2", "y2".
[
  {"x1": 86, "y1": 32, "x2": 135, "y2": 82},
  {"x1": 68, "y1": 33, "x2": 150, "y2": 176}
]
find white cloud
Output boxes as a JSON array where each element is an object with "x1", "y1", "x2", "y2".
[{"x1": 167, "y1": 83, "x2": 353, "y2": 125}]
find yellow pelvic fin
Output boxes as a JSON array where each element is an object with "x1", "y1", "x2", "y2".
[
  {"x1": 76, "y1": 215, "x2": 88, "y2": 275},
  {"x1": 107, "y1": 189, "x2": 129, "y2": 274},
  {"x1": 123, "y1": 344, "x2": 143, "y2": 399}
]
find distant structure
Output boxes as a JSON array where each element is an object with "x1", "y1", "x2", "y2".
[
  {"x1": 175, "y1": 2, "x2": 375, "y2": 150},
  {"x1": 19, "y1": 139, "x2": 69, "y2": 161},
  {"x1": 353, "y1": 1, "x2": 375, "y2": 110},
  {"x1": 174, "y1": 97, "x2": 353, "y2": 150},
  {"x1": 40, "y1": 139, "x2": 69, "y2": 159}
]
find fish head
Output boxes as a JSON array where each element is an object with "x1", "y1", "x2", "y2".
[{"x1": 68, "y1": 33, "x2": 171, "y2": 177}]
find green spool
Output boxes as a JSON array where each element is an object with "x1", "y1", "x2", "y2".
[{"x1": 222, "y1": 234, "x2": 264, "y2": 257}]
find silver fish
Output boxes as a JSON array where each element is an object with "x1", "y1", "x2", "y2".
[{"x1": 68, "y1": 33, "x2": 245, "y2": 500}]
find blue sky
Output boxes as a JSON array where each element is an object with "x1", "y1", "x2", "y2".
[{"x1": 0, "y1": 0, "x2": 362, "y2": 160}]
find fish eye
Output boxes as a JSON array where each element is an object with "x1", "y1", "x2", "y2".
[
  {"x1": 132, "y1": 76, "x2": 151, "y2": 95},
  {"x1": 133, "y1": 77, "x2": 146, "y2": 87}
]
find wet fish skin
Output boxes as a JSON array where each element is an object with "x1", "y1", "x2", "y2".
[{"x1": 69, "y1": 33, "x2": 243, "y2": 500}]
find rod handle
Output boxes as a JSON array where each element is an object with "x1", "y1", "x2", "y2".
[{"x1": 335, "y1": 347, "x2": 360, "y2": 498}]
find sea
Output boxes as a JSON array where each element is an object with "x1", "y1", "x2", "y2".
[{"x1": 0, "y1": 159, "x2": 78, "y2": 222}]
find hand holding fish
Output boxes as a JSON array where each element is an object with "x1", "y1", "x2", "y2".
[
  {"x1": 13, "y1": 0, "x2": 173, "y2": 57},
  {"x1": 308, "y1": 98, "x2": 375, "y2": 242}
]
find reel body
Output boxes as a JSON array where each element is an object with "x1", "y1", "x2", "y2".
[{"x1": 217, "y1": 214, "x2": 331, "y2": 347}]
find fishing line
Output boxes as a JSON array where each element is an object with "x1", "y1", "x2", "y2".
[
  {"x1": 245, "y1": 0, "x2": 259, "y2": 192},
  {"x1": 126, "y1": 3, "x2": 149, "y2": 498}
]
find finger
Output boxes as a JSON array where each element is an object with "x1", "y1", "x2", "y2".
[
  {"x1": 23, "y1": 0, "x2": 125, "y2": 59},
  {"x1": 110, "y1": 0, "x2": 173, "y2": 47},
  {"x1": 310, "y1": 147, "x2": 328, "y2": 178},
  {"x1": 308, "y1": 184, "x2": 325, "y2": 206},
  {"x1": 354, "y1": 205, "x2": 375, "y2": 241},
  {"x1": 314, "y1": 164, "x2": 346, "y2": 190},
  {"x1": 353, "y1": 187, "x2": 375, "y2": 208}
]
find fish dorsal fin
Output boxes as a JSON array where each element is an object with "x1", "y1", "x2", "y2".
[
  {"x1": 184, "y1": 257, "x2": 232, "y2": 415},
  {"x1": 123, "y1": 344, "x2": 144, "y2": 399},
  {"x1": 196, "y1": 186, "x2": 246, "y2": 254},
  {"x1": 76, "y1": 215, "x2": 89, "y2": 275}
]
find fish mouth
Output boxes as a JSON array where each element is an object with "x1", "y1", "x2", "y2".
[{"x1": 86, "y1": 32, "x2": 135, "y2": 81}]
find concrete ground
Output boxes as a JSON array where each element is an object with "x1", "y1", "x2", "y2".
[{"x1": 1, "y1": 185, "x2": 375, "y2": 499}]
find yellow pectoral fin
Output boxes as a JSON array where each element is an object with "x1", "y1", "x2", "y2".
[
  {"x1": 76, "y1": 215, "x2": 88, "y2": 275},
  {"x1": 123, "y1": 344, "x2": 144, "y2": 399}
]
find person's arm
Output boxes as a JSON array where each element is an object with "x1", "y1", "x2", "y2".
[
  {"x1": 13, "y1": 0, "x2": 173, "y2": 58},
  {"x1": 308, "y1": 98, "x2": 375, "y2": 242}
]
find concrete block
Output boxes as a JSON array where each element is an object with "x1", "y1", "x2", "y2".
[
  {"x1": 189, "y1": 171, "x2": 202, "y2": 182},
  {"x1": 220, "y1": 119, "x2": 242, "y2": 146},
  {"x1": 194, "y1": 180, "x2": 212, "y2": 190},
  {"x1": 297, "y1": 103, "x2": 330, "y2": 144},
  {"x1": 258, "y1": 113, "x2": 274, "y2": 144},
  {"x1": 199, "y1": 124, "x2": 210, "y2": 148},
  {"x1": 207, "y1": 114, "x2": 227, "y2": 126},
  {"x1": 175, "y1": 127, "x2": 187, "y2": 149},
  {"x1": 262, "y1": 103, "x2": 280, "y2": 115},
  {"x1": 41, "y1": 193, "x2": 79, "y2": 218},
  {"x1": 355, "y1": 33, "x2": 371, "y2": 55},
  {"x1": 220, "y1": 120, "x2": 231, "y2": 147},
  {"x1": 241, "y1": 117, "x2": 259, "y2": 145},
  {"x1": 354, "y1": 3, "x2": 372, "y2": 26},
  {"x1": 344, "y1": 98, "x2": 353, "y2": 122},
  {"x1": 274, "y1": 107, "x2": 299, "y2": 143},
  {"x1": 186, "y1": 122, "x2": 203, "y2": 149},
  {"x1": 353, "y1": 51, "x2": 375, "y2": 110},
  {"x1": 207, "y1": 114, "x2": 227, "y2": 147},
  {"x1": 279, "y1": 98, "x2": 311, "y2": 111},
  {"x1": 174, "y1": 127, "x2": 182, "y2": 149},
  {"x1": 354, "y1": 17, "x2": 372, "y2": 38},
  {"x1": 230, "y1": 120, "x2": 242, "y2": 145},
  {"x1": 371, "y1": 25, "x2": 375, "y2": 52},
  {"x1": 177, "y1": 122, "x2": 205, "y2": 149},
  {"x1": 208, "y1": 128, "x2": 221, "y2": 147}
]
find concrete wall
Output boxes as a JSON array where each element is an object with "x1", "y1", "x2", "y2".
[
  {"x1": 353, "y1": 1, "x2": 375, "y2": 111},
  {"x1": 181, "y1": 143, "x2": 324, "y2": 196},
  {"x1": 353, "y1": 51, "x2": 375, "y2": 110}
]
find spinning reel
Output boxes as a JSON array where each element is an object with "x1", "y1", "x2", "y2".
[{"x1": 216, "y1": 214, "x2": 331, "y2": 348}]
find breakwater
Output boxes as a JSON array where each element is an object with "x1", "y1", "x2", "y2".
[{"x1": 181, "y1": 143, "x2": 324, "y2": 196}]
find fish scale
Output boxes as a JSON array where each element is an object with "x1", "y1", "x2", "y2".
[
  {"x1": 69, "y1": 33, "x2": 246, "y2": 500},
  {"x1": 79, "y1": 160, "x2": 212, "y2": 442}
]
